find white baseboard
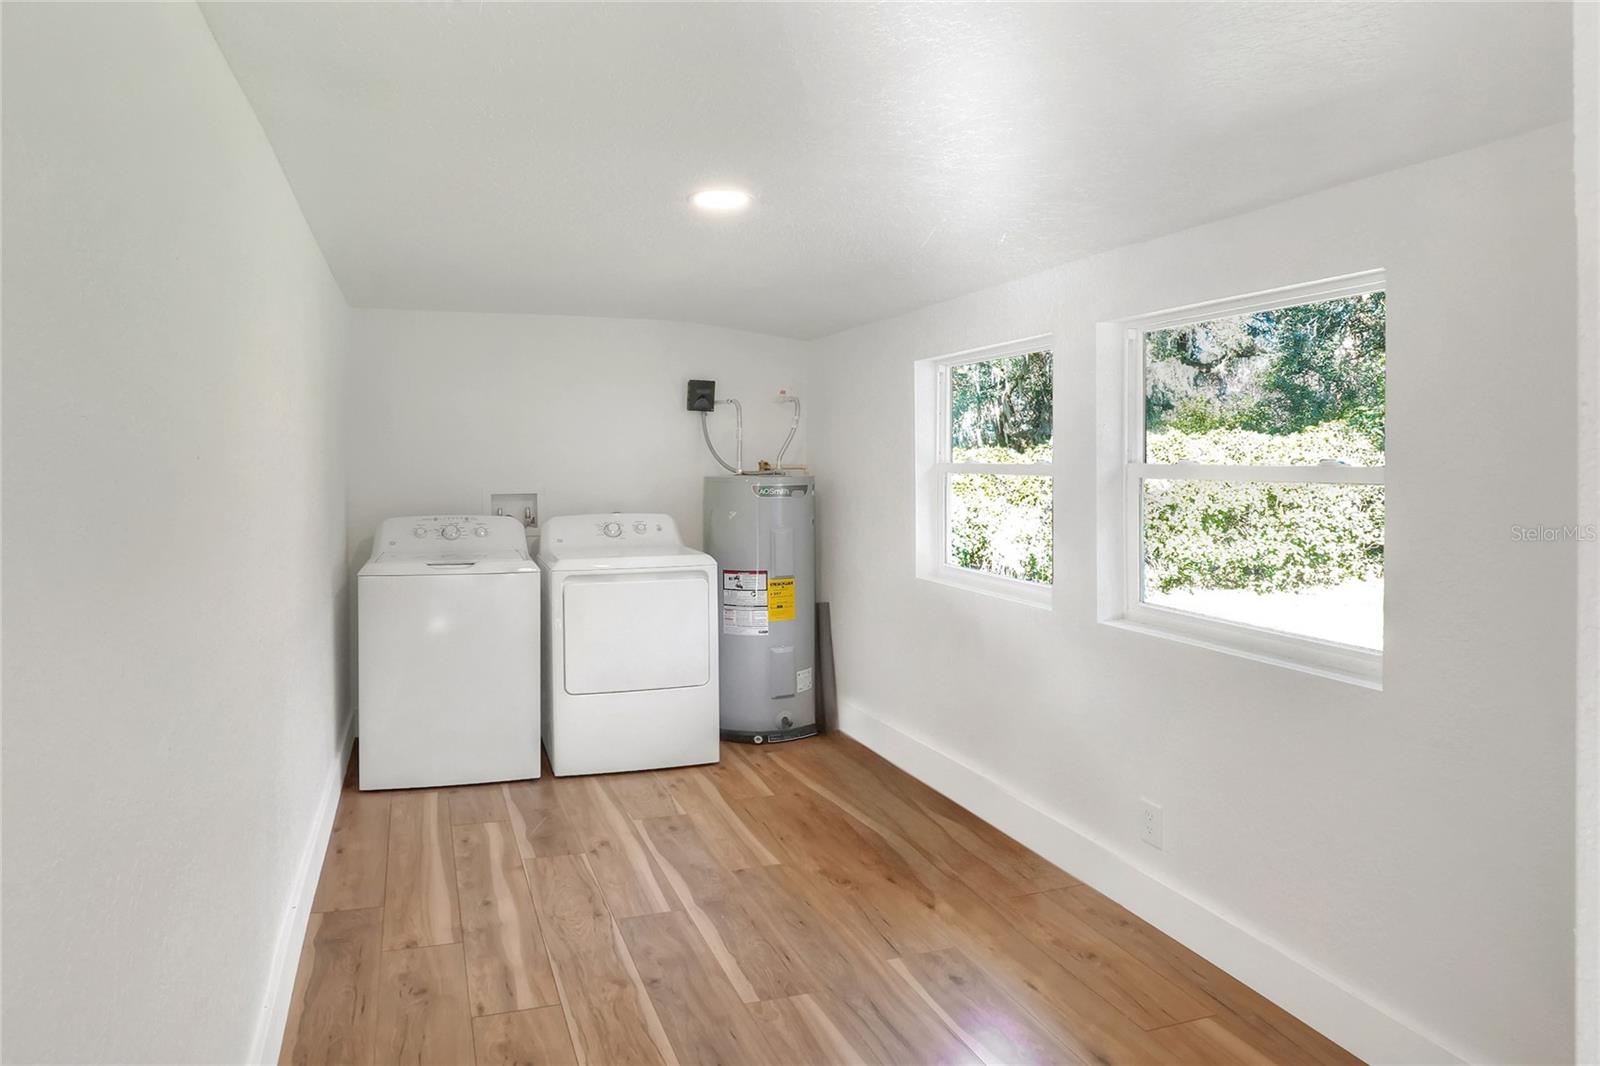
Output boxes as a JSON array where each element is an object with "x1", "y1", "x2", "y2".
[
  {"x1": 247, "y1": 712, "x2": 357, "y2": 1066},
  {"x1": 835, "y1": 699, "x2": 1468, "y2": 1066}
]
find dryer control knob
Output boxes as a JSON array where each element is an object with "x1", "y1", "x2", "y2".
[
  {"x1": 413, "y1": 526, "x2": 428, "y2": 539},
  {"x1": 442, "y1": 524, "x2": 462, "y2": 540},
  {"x1": 473, "y1": 526, "x2": 488, "y2": 537},
  {"x1": 601, "y1": 521, "x2": 623, "y2": 538}
]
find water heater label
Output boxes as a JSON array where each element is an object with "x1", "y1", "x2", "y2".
[
  {"x1": 722, "y1": 570, "x2": 767, "y2": 592},
  {"x1": 768, "y1": 576, "x2": 796, "y2": 621},
  {"x1": 723, "y1": 606, "x2": 768, "y2": 636},
  {"x1": 722, "y1": 570, "x2": 769, "y2": 635}
]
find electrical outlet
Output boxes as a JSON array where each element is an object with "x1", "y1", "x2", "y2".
[{"x1": 1139, "y1": 799, "x2": 1164, "y2": 850}]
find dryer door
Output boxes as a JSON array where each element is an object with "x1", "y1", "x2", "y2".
[{"x1": 562, "y1": 569, "x2": 712, "y2": 695}]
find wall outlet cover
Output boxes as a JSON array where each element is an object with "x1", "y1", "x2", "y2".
[{"x1": 1140, "y1": 799, "x2": 1164, "y2": 850}]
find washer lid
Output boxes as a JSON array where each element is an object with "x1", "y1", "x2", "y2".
[{"x1": 360, "y1": 550, "x2": 538, "y2": 577}]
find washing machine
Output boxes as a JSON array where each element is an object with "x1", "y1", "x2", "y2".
[
  {"x1": 358, "y1": 515, "x2": 541, "y2": 790},
  {"x1": 538, "y1": 513, "x2": 719, "y2": 776}
]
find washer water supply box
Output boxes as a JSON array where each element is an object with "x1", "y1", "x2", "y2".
[{"x1": 703, "y1": 475, "x2": 818, "y2": 743}]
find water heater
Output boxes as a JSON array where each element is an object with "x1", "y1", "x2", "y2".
[{"x1": 703, "y1": 474, "x2": 817, "y2": 743}]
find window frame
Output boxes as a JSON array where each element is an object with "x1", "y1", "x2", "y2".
[
  {"x1": 1101, "y1": 272, "x2": 1386, "y2": 687},
  {"x1": 915, "y1": 335, "x2": 1056, "y2": 609}
]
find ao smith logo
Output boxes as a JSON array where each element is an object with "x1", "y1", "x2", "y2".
[{"x1": 1510, "y1": 524, "x2": 1598, "y2": 542}]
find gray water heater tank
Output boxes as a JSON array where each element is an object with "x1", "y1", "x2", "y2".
[{"x1": 703, "y1": 474, "x2": 817, "y2": 743}]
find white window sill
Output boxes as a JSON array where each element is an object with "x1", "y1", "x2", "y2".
[
  {"x1": 919, "y1": 565, "x2": 1053, "y2": 611},
  {"x1": 1103, "y1": 603, "x2": 1382, "y2": 689}
]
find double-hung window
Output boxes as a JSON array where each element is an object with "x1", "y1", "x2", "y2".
[
  {"x1": 1107, "y1": 273, "x2": 1385, "y2": 685},
  {"x1": 916, "y1": 337, "x2": 1054, "y2": 607}
]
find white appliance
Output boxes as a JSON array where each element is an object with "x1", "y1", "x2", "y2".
[
  {"x1": 358, "y1": 515, "x2": 541, "y2": 790},
  {"x1": 538, "y1": 513, "x2": 719, "y2": 776}
]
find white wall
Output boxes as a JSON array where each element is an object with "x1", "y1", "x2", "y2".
[
  {"x1": 810, "y1": 125, "x2": 1577, "y2": 1064},
  {"x1": 1, "y1": 5, "x2": 349, "y2": 1064},
  {"x1": 346, "y1": 309, "x2": 808, "y2": 564}
]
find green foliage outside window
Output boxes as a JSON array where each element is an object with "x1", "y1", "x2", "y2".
[
  {"x1": 1143, "y1": 428, "x2": 1385, "y2": 593},
  {"x1": 948, "y1": 453, "x2": 1053, "y2": 584},
  {"x1": 946, "y1": 350, "x2": 1054, "y2": 584},
  {"x1": 950, "y1": 351, "x2": 1052, "y2": 460},
  {"x1": 1141, "y1": 291, "x2": 1386, "y2": 594},
  {"x1": 1145, "y1": 292, "x2": 1386, "y2": 451},
  {"x1": 942, "y1": 294, "x2": 1386, "y2": 595},
  {"x1": 1142, "y1": 478, "x2": 1385, "y2": 595}
]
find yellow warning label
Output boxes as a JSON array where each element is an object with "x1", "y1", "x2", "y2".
[{"x1": 768, "y1": 576, "x2": 796, "y2": 621}]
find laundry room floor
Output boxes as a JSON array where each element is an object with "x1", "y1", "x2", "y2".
[{"x1": 280, "y1": 734, "x2": 1361, "y2": 1065}]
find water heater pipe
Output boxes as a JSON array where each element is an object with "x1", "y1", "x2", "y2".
[
  {"x1": 774, "y1": 393, "x2": 801, "y2": 466},
  {"x1": 700, "y1": 398, "x2": 744, "y2": 474}
]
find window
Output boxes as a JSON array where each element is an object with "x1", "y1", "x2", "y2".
[
  {"x1": 1105, "y1": 273, "x2": 1385, "y2": 685},
  {"x1": 916, "y1": 337, "x2": 1054, "y2": 607}
]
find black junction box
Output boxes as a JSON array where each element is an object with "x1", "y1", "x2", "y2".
[{"x1": 686, "y1": 379, "x2": 716, "y2": 412}]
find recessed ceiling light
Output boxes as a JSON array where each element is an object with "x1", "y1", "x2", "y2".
[{"x1": 691, "y1": 188, "x2": 752, "y2": 212}]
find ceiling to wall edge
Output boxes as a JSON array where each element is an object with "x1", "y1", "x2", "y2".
[
  {"x1": 197, "y1": 2, "x2": 1576, "y2": 345},
  {"x1": 243, "y1": 123, "x2": 1579, "y2": 349}
]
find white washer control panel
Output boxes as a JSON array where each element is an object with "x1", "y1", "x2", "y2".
[{"x1": 376, "y1": 515, "x2": 527, "y2": 556}]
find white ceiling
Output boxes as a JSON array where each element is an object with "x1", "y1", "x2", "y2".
[{"x1": 201, "y1": 2, "x2": 1570, "y2": 340}]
